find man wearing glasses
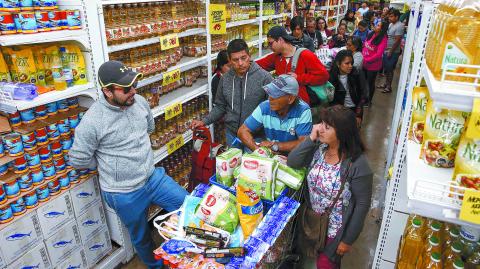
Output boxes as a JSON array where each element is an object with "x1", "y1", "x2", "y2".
[{"x1": 69, "y1": 61, "x2": 188, "y2": 268}]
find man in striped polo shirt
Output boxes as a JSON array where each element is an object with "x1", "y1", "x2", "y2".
[{"x1": 237, "y1": 74, "x2": 313, "y2": 153}]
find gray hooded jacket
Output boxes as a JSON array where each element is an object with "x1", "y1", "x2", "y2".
[
  {"x1": 69, "y1": 94, "x2": 155, "y2": 193},
  {"x1": 203, "y1": 62, "x2": 273, "y2": 135}
]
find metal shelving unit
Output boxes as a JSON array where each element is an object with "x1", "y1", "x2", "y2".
[{"x1": 374, "y1": 0, "x2": 480, "y2": 267}]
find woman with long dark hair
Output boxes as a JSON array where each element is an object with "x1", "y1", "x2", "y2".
[
  {"x1": 339, "y1": 9, "x2": 356, "y2": 35},
  {"x1": 288, "y1": 105, "x2": 372, "y2": 269},
  {"x1": 316, "y1": 17, "x2": 333, "y2": 46},
  {"x1": 347, "y1": 36, "x2": 363, "y2": 70},
  {"x1": 329, "y1": 50, "x2": 367, "y2": 126},
  {"x1": 211, "y1": 50, "x2": 230, "y2": 99},
  {"x1": 362, "y1": 20, "x2": 388, "y2": 105}
]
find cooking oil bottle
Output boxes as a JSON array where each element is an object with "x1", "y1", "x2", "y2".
[
  {"x1": 417, "y1": 236, "x2": 442, "y2": 269},
  {"x1": 445, "y1": 258, "x2": 465, "y2": 269},
  {"x1": 398, "y1": 218, "x2": 424, "y2": 269},
  {"x1": 431, "y1": 0, "x2": 480, "y2": 83},
  {"x1": 425, "y1": 221, "x2": 443, "y2": 241},
  {"x1": 425, "y1": 252, "x2": 443, "y2": 269},
  {"x1": 444, "y1": 242, "x2": 463, "y2": 267}
]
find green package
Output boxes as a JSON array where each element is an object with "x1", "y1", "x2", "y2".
[
  {"x1": 195, "y1": 185, "x2": 239, "y2": 233},
  {"x1": 238, "y1": 154, "x2": 277, "y2": 201},
  {"x1": 216, "y1": 148, "x2": 242, "y2": 187},
  {"x1": 274, "y1": 155, "x2": 306, "y2": 190}
]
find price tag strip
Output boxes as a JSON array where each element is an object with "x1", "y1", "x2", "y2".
[
  {"x1": 159, "y1": 33, "x2": 180, "y2": 51},
  {"x1": 164, "y1": 102, "x2": 182, "y2": 120},
  {"x1": 162, "y1": 68, "x2": 181, "y2": 86},
  {"x1": 167, "y1": 135, "x2": 185, "y2": 155},
  {"x1": 459, "y1": 189, "x2": 480, "y2": 225}
]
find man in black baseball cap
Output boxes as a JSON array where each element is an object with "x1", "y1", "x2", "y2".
[
  {"x1": 69, "y1": 60, "x2": 188, "y2": 268},
  {"x1": 98, "y1": 60, "x2": 143, "y2": 107}
]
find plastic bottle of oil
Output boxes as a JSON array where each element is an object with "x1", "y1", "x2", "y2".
[
  {"x1": 47, "y1": 47, "x2": 67, "y2": 91},
  {"x1": 444, "y1": 227, "x2": 461, "y2": 250},
  {"x1": 465, "y1": 244, "x2": 480, "y2": 269},
  {"x1": 425, "y1": 221, "x2": 443, "y2": 241},
  {"x1": 417, "y1": 236, "x2": 442, "y2": 269},
  {"x1": 445, "y1": 258, "x2": 465, "y2": 269},
  {"x1": 431, "y1": 0, "x2": 480, "y2": 82},
  {"x1": 444, "y1": 242, "x2": 463, "y2": 267},
  {"x1": 398, "y1": 218, "x2": 424, "y2": 269},
  {"x1": 425, "y1": 252, "x2": 443, "y2": 269}
]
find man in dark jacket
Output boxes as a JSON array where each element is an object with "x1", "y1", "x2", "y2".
[
  {"x1": 191, "y1": 39, "x2": 273, "y2": 147},
  {"x1": 290, "y1": 16, "x2": 315, "y2": 52},
  {"x1": 304, "y1": 17, "x2": 323, "y2": 50}
]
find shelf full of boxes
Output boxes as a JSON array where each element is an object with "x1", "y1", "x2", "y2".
[
  {"x1": 373, "y1": 1, "x2": 480, "y2": 268},
  {"x1": 314, "y1": 0, "x2": 348, "y2": 31}
]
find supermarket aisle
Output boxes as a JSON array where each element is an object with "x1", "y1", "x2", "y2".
[{"x1": 120, "y1": 69, "x2": 401, "y2": 269}]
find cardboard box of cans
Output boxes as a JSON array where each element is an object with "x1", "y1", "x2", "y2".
[
  {"x1": 6, "y1": 241, "x2": 51, "y2": 269},
  {"x1": 44, "y1": 218, "x2": 82, "y2": 265},
  {"x1": 55, "y1": 249, "x2": 88, "y2": 269},
  {"x1": 83, "y1": 227, "x2": 112, "y2": 268}
]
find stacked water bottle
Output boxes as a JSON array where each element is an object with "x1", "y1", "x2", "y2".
[{"x1": 0, "y1": 96, "x2": 97, "y2": 224}]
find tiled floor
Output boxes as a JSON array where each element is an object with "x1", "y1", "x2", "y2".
[{"x1": 120, "y1": 67, "x2": 401, "y2": 269}]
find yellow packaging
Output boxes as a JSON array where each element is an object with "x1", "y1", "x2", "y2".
[
  {"x1": 39, "y1": 46, "x2": 54, "y2": 87},
  {"x1": 30, "y1": 46, "x2": 47, "y2": 88},
  {"x1": 2, "y1": 47, "x2": 16, "y2": 81},
  {"x1": 11, "y1": 48, "x2": 38, "y2": 84},
  {"x1": 64, "y1": 44, "x2": 88, "y2": 86},
  {"x1": 453, "y1": 101, "x2": 480, "y2": 191},
  {"x1": 421, "y1": 100, "x2": 470, "y2": 168},
  {"x1": 0, "y1": 52, "x2": 11, "y2": 82},
  {"x1": 236, "y1": 185, "x2": 263, "y2": 238},
  {"x1": 409, "y1": 87, "x2": 429, "y2": 144}
]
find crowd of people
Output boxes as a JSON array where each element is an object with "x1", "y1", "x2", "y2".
[{"x1": 68, "y1": 3, "x2": 406, "y2": 269}]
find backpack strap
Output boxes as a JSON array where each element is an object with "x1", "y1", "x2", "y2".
[{"x1": 291, "y1": 47, "x2": 308, "y2": 73}]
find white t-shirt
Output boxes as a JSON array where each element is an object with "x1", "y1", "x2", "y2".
[
  {"x1": 339, "y1": 74, "x2": 355, "y2": 108},
  {"x1": 357, "y1": 7, "x2": 369, "y2": 16}
]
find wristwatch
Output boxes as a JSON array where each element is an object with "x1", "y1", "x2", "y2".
[{"x1": 272, "y1": 143, "x2": 279, "y2": 152}]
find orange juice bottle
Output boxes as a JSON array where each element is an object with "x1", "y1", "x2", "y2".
[
  {"x1": 444, "y1": 242, "x2": 463, "y2": 267},
  {"x1": 417, "y1": 236, "x2": 442, "y2": 269},
  {"x1": 398, "y1": 218, "x2": 424, "y2": 269},
  {"x1": 431, "y1": 0, "x2": 480, "y2": 82},
  {"x1": 425, "y1": 252, "x2": 443, "y2": 269},
  {"x1": 445, "y1": 258, "x2": 465, "y2": 269}
]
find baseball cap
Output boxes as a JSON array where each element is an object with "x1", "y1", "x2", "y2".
[
  {"x1": 98, "y1": 60, "x2": 143, "y2": 88},
  {"x1": 263, "y1": 75, "x2": 299, "y2": 99},
  {"x1": 267, "y1": 26, "x2": 296, "y2": 43}
]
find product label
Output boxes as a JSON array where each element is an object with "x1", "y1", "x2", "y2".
[
  {"x1": 442, "y1": 42, "x2": 470, "y2": 72},
  {"x1": 166, "y1": 135, "x2": 184, "y2": 155},
  {"x1": 159, "y1": 34, "x2": 179, "y2": 51},
  {"x1": 164, "y1": 101, "x2": 182, "y2": 120},
  {"x1": 465, "y1": 99, "x2": 480, "y2": 139},
  {"x1": 459, "y1": 191, "x2": 480, "y2": 225},
  {"x1": 162, "y1": 68, "x2": 180, "y2": 86},
  {"x1": 209, "y1": 4, "x2": 226, "y2": 35}
]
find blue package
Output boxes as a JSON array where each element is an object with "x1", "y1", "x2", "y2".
[
  {"x1": 243, "y1": 237, "x2": 270, "y2": 263},
  {"x1": 191, "y1": 183, "x2": 209, "y2": 198},
  {"x1": 227, "y1": 225, "x2": 244, "y2": 248},
  {"x1": 180, "y1": 195, "x2": 202, "y2": 228},
  {"x1": 160, "y1": 238, "x2": 196, "y2": 255}
]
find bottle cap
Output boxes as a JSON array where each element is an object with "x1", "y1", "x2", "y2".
[
  {"x1": 431, "y1": 252, "x2": 441, "y2": 262},
  {"x1": 453, "y1": 259, "x2": 464, "y2": 269},
  {"x1": 450, "y1": 228, "x2": 459, "y2": 237},
  {"x1": 429, "y1": 236, "x2": 439, "y2": 246},
  {"x1": 452, "y1": 242, "x2": 462, "y2": 253},
  {"x1": 412, "y1": 218, "x2": 422, "y2": 227},
  {"x1": 431, "y1": 222, "x2": 441, "y2": 231}
]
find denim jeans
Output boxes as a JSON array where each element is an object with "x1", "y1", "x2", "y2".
[
  {"x1": 102, "y1": 168, "x2": 188, "y2": 269},
  {"x1": 382, "y1": 52, "x2": 401, "y2": 73}
]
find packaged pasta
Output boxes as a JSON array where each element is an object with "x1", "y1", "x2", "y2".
[
  {"x1": 453, "y1": 103, "x2": 480, "y2": 191},
  {"x1": 195, "y1": 185, "x2": 239, "y2": 233},
  {"x1": 238, "y1": 154, "x2": 277, "y2": 201},
  {"x1": 236, "y1": 185, "x2": 263, "y2": 238},
  {"x1": 409, "y1": 87, "x2": 429, "y2": 144},
  {"x1": 421, "y1": 100, "x2": 469, "y2": 168}
]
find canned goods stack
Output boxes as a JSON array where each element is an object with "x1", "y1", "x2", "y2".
[
  {"x1": 156, "y1": 142, "x2": 193, "y2": 188},
  {"x1": 149, "y1": 96, "x2": 209, "y2": 150},
  {"x1": 0, "y1": 1, "x2": 82, "y2": 35},
  {"x1": 0, "y1": 97, "x2": 97, "y2": 224}
]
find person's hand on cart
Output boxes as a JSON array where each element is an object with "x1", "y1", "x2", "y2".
[
  {"x1": 336, "y1": 241, "x2": 353, "y2": 256},
  {"x1": 191, "y1": 119, "x2": 205, "y2": 129}
]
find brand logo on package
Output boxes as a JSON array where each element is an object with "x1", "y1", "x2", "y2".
[
  {"x1": 20, "y1": 262, "x2": 40, "y2": 269},
  {"x1": 76, "y1": 191, "x2": 93, "y2": 199},
  {"x1": 244, "y1": 160, "x2": 259, "y2": 170},
  {"x1": 5, "y1": 231, "x2": 32, "y2": 241},
  {"x1": 66, "y1": 264, "x2": 81, "y2": 269},
  {"x1": 82, "y1": 219, "x2": 99, "y2": 227},
  {"x1": 44, "y1": 211, "x2": 65, "y2": 218},
  {"x1": 89, "y1": 243, "x2": 104, "y2": 251},
  {"x1": 205, "y1": 195, "x2": 217, "y2": 207},
  {"x1": 53, "y1": 240, "x2": 73, "y2": 248}
]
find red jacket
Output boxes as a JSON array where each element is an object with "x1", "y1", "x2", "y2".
[{"x1": 256, "y1": 50, "x2": 329, "y2": 105}]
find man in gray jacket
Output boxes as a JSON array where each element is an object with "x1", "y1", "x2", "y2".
[
  {"x1": 191, "y1": 39, "x2": 273, "y2": 147},
  {"x1": 69, "y1": 61, "x2": 187, "y2": 269}
]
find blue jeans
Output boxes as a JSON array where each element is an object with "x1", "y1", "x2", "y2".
[
  {"x1": 102, "y1": 168, "x2": 188, "y2": 269},
  {"x1": 382, "y1": 52, "x2": 401, "y2": 73}
]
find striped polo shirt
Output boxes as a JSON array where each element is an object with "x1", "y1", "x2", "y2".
[{"x1": 244, "y1": 100, "x2": 312, "y2": 142}]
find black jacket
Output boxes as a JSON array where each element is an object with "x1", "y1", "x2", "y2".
[
  {"x1": 329, "y1": 68, "x2": 367, "y2": 118},
  {"x1": 293, "y1": 34, "x2": 316, "y2": 52},
  {"x1": 329, "y1": 34, "x2": 347, "y2": 48},
  {"x1": 304, "y1": 30, "x2": 323, "y2": 50}
]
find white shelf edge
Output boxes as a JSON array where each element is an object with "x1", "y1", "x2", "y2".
[
  {"x1": 260, "y1": 13, "x2": 288, "y2": 21},
  {"x1": 137, "y1": 56, "x2": 207, "y2": 88},
  {"x1": 153, "y1": 130, "x2": 194, "y2": 164},
  {"x1": 151, "y1": 82, "x2": 208, "y2": 118},
  {"x1": 95, "y1": 245, "x2": 127, "y2": 269},
  {"x1": 227, "y1": 18, "x2": 258, "y2": 28},
  {"x1": 0, "y1": 82, "x2": 96, "y2": 112},
  {"x1": 107, "y1": 28, "x2": 206, "y2": 53},
  {"x1": 422, "y1": 65, "x2": 479, "y2": 112},
  {"x1": 0, "y1": 30, "x2": 89, "y2": 47},
  {"x1": 101, "y1": 0, "x2": 176, "y2": 4}
]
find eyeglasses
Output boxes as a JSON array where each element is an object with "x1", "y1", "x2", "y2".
[
  {"x1": 268, "y1": 39, "x2": 277, "y2": 47},
  {"x1": 116, "y1": 81, "x2": 138, "y2": 94}
]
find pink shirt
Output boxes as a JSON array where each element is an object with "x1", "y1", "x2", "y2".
[{"x1": 362, "y1": 34, "x2": 388, "y2": 71}]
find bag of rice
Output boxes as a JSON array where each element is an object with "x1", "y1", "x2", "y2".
[
  {"x1": 253, "y1": 146, "x2": 273, "y2": 158},
  {"x1": 0, "y1": 52, "x2": 11, "y2": 82},
  {"x1": 236, "y1": 185, "x2": 263, "y2": 238},
  {"x1": 237, "y1": 154, "x2": 277, "y2": 201},
  {"x1": 195, "y1": 185, "x2": 239, "y2": 233},
  {"x1": 273, "y1": 155, "x2": 306, "y2": 190},
  {"x1": 421, "y1": 100, "x2": 470, "y2": 168},
  {"x1": 64, "y1": 44, "x2": 88, "y2": 85},
  {"x1": 452, "y1": 102, "x2": 480, "y2": 191},
  {"x1": 409, "y1": 87, "x2": 429, "y2": 144},
  {"x1": 216, "y1": 148, "x2": 242, "y2": 187}
]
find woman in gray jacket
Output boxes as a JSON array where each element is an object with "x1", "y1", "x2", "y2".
[{"x1": 287, "y1": 105, "x2": 372, "y2": 268}]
